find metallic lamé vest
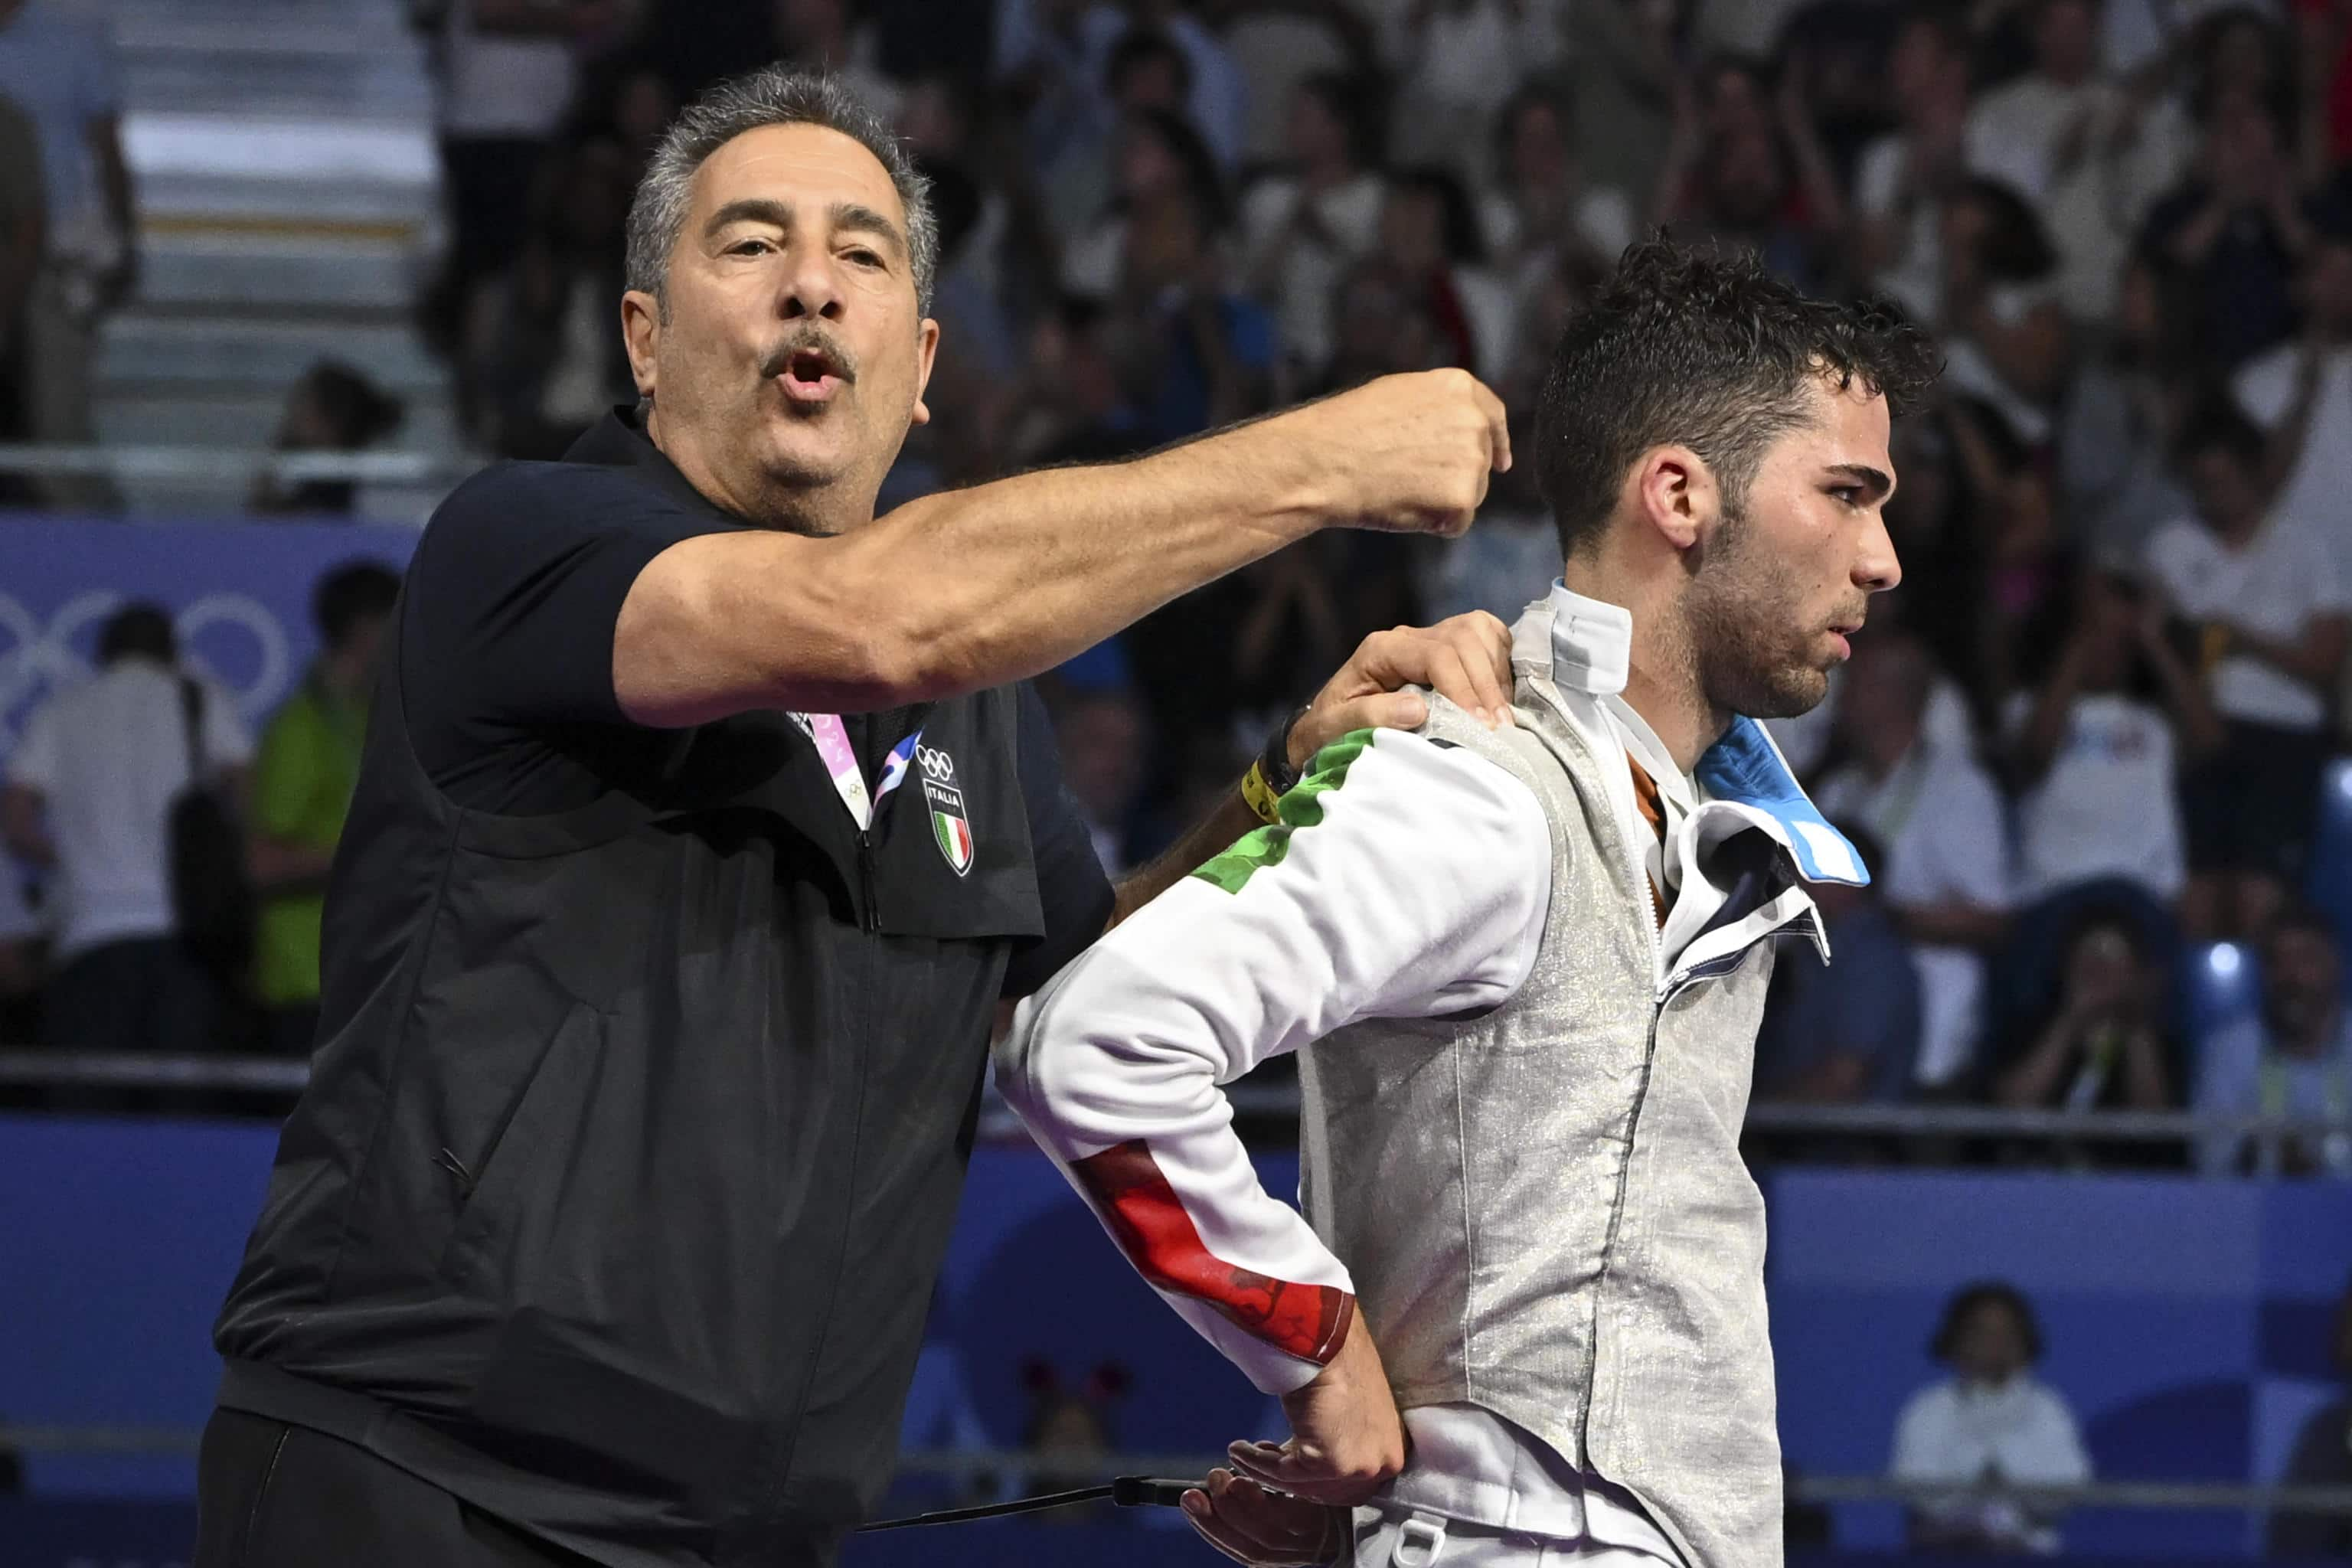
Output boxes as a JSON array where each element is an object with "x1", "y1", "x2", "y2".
[{"x1": 1298, "y1": 624, "x2": 1784, "y2": 1568}]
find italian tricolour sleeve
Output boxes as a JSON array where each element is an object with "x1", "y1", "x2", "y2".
[{"x1": 995, "y1": 726, "x2": 1551, "y2": 1394}]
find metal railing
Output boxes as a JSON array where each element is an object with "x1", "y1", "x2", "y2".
[
  {"x1": 0, "y1": 443, "x2": 466, "y2": 488},
  {"x1": 4, "y1": 1050, "x2": 2347, "y2": 1168},
  {"x1": 6, "y1": 1426, "x2": 2351, "y2": 1520}
]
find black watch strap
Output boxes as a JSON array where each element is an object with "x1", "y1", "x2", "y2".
[{"x1": 1261, "y1": 704, "x2": 1313, "y2": 795}]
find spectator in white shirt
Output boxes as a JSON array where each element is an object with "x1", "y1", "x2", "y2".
[
  {"x1": 0, "y1": 604, "x2": 251, "y2": 1054},
  {"x1": 2003, "y1": 572, "x2": 2213, "y2": 910},
  {"x1": 1966, "y1": 0, "x2": 2190, "y2": 324},
  {"x1": 2194, "y1": 906, "x2": 2352, "y2": 1177},
  {"x1": 1478, "y1": 83, "x2": 1635, "y2": 297},
  {"x1": 2056, "y1": 255, "x2": 2199, "y2": 559},
  {"x1": 1891, "y1": 1281, "x2": 2092, "y2": 1556},
  {"x1": 1936, "y1": 178, "x2": 2073, "y2": 446},
  {"x1": 1968, "y1": 0, "x2": 2109, "y2": 210},
  {"x1": 1237, "y1": 72, "x2": 1387, "y2": 381},
  {"x1": 2235, "y1": 234, "x2": 2352, "y2": 595},
  {"x1": 1850, "y1": 11, "x2": 1975, "y2": 325},
  {"x1": 2145, "y1": 400, "x2": 2350, "y2": 939},
  {"x1": 1814, "y1": 629, "x2": 2014, "y2": 1090}
]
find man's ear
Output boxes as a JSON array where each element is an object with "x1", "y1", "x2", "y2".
[
  {"x1": 909, "y1": 317, "x2": 943, "y2": 427},
  {"x1": 1630, "y1": 445, "x2": 1718, "y2": 552},
  {"x1": 622, "y1": 289, "x2": 662, "y2": 402}
]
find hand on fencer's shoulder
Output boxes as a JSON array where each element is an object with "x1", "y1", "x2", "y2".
[
  {"x1": 1264, "y1": 368, "x2": 1511, "y2": 537},
  {"x1": 1227, "y1": 1315, "x2": 1407, "y2": 1507}
]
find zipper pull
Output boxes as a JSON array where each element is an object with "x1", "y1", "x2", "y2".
[{"x1": 859, "y1": 831, "x2": 879, "y2": 933}]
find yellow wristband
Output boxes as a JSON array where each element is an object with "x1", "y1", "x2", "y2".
[{"x1": 1240, "y1": 759, "x2": 1285, "y2": 825}]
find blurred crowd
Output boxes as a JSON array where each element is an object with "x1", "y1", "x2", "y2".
[{"x1": 4, "y1": 0, "x2": 2352, "y2": 1171}]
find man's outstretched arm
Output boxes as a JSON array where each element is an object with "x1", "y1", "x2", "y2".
[{"x1": 614, "y1": 371, "x2": 1509, "y2": 725}]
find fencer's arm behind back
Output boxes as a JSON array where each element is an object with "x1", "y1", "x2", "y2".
[
  {"x1": 611, "y1": 370, "x2": 1508, "y2": 726},
  {"x1": 993, "y1": 727, "x2": 1548, "y2": 1391}
]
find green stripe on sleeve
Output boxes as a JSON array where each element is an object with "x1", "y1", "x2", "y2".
[{"x1": 1191, "y1": 729, "x2": 1377, "y2": 895}]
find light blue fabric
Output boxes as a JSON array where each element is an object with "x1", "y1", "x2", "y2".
[{"x1": 1696, "y1": 717, "x2": 1871, "y2": 887}]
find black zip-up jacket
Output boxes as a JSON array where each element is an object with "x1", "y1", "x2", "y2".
[{"x1": 211, "y1": 415, "x2": 1112, "y2": 1566}]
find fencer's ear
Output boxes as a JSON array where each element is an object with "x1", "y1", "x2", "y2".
[{"x1": 1628, "y1": 444, "x2": 1712, "y2": 553}]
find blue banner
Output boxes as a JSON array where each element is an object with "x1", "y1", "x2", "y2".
[
  {"x1": 5, "y1": 1117, "x2": 2349, "y2": 1562},
  {"x1": 0, "y1": 516, "x2": 420, "y2": 767}
]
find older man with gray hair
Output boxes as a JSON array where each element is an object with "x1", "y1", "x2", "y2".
[{"x1": 194, "y1": 67, "x2": 1514, "y2": 1568}]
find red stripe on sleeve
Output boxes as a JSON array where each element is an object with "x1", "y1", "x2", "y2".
[{"x1": 1069, "y1": 1140, "x2": 1354, "y2": 1366}]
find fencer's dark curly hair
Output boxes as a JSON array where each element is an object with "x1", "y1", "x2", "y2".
[{"x1": 1534, "y1": 239, "x2": 1941, "y2": 558}]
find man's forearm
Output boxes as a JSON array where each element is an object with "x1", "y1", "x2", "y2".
[
  {"x1": 1112, "y1": 789, "x2": 1260, "y2": 926},
  {"x1": 857, "y1": 423, "x2": 1332, "y2": 704},
  {"x1": 616, "y1": 372, "x2": 1503, "y2": 725}
]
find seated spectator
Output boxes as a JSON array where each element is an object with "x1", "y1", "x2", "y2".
[
  {"x1": 1752, "y1": 821, "x2": 1922, "y2": 1106},
  {"x1": 1089, "y1": 5, "x2": 1245, "y2": 171},
  {"x1": 1379, "y1": 0, "x2": 1550, "y2": 178},
  {"x1": 1988, "y1": 914, "x2": 2180, "y2": 1166},
  {"x1": 2003, "y1": 572, "x2": 2210, "y2": 911},
  {"x1": 1892, "y1": 1281, "x2": 2092, "y2": 1555},
  {"x1": 1944, "y1": 396, "x2": 2072, "y2": 702},
  {"x1": 1318, "y1": 256, "x2": 1460, "y2": 394},
  {"x1": 1965, "y1": 0, "x2": 2184, "y2": 325},
  {"x1": 476, "y1": 128, "x2": 637, "y2": 461},
  {"x1": 999, "y1": 296, "x2": 1146, "y2": 470},
  {"x1": 2195, "y1": 906, "x2": 2352, "y2": 1178},
  {"x1": 1815, "y1": 629, "x2": 2014, "y2": 1093},
  {"x1": 247, "y1": 361, "x2": 407, "y2": 516},
  {"x1": 248, "y1": 563, "x2": 400, "y2": 1058},
  {"x1": 1379, "y1": 165, "x2": 1514, "y2": 382},
  {"x1": 2269, "y1": 1272, "x2": 2352, "y2": 1556},
  {"x1": 1102, "y1": 185, "x2": 1272, "y2": 444},
  {"x1": 1237, "y1": 71, "x2": 1386, "y2": 381},
  {"x1": 2056, "y1": 255, "x2": 2197, "y2": 558},
  {"x1": 0, "y1": 604, "x2": 252, "y2": 1055},
  {"x1": 2140, "y1": 89, "x2": 2311, "y2": 371},
  {"x1": 1560, "y1": 0, "x2": 1678, "y2": 204},
  {"x1": 2235, "y1": 232, "x2": 2352, "y2": 596},
  {"x1": 1653, "y1": 54, "x2": 1845, "y2": 296},
  {"x1": 1936, "y1": 178, "x2": 2072, "y2": 447},
  {"x1": 1059, "y1": 106, "x2": 1222, "y2": 303},
  {"x1": 2145, "y1": 400, "x2": 2348, "y2": 940},
  {"x1": 1848, "y1": 10, "x2": 1973, "y2": 325},
  {"x1": 1051, "y1": 686, "x2": 1148, "y2": 878},
  {"x1": 1478, "y1": 83, "x2": 1634, "y2": 291}
]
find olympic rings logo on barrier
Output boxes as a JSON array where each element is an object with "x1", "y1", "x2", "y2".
[{"x1": 0, "y1": 589, "x2": 294, "y2": 758}]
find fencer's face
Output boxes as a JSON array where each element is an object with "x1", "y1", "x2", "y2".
[
  {"x1": 624, "y1": 122, "x2": 938, "y2": 531},
  {"x1": 1684, "y1": 376, "x2": 1900, "y2": 720}
]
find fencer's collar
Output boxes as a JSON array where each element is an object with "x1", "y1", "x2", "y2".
[
  {"x1": 1532, "y1": 581, "x2": 1632, "y2": 696},
  {"x1": 1514, "y1": 582, "x2": 1869, "y2": 887}
]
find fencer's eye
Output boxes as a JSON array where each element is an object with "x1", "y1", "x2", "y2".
[
  {"x1": 842, "y1": 248, "x2": 884, "y2": 268},
  {"x1": 1828, "y1": 486, "x2": 1863, "y2": 508}
]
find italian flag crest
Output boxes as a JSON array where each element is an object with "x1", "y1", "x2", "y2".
[{"x1": 925, "y1": 779, "x2": 973, "y2": 876}]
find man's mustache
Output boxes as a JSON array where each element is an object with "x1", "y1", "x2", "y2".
[{"x1": 760, "y1": 330, "x2": 858, "y2": 383}]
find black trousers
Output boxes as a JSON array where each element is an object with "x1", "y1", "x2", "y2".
[{"x1": 194, "y1": 1408, "x2": 594, "y2": 1567}]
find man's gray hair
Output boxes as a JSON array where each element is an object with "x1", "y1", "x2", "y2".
[{"x1": 625, "y1": 67, "x2": 937, "y2": 317}]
